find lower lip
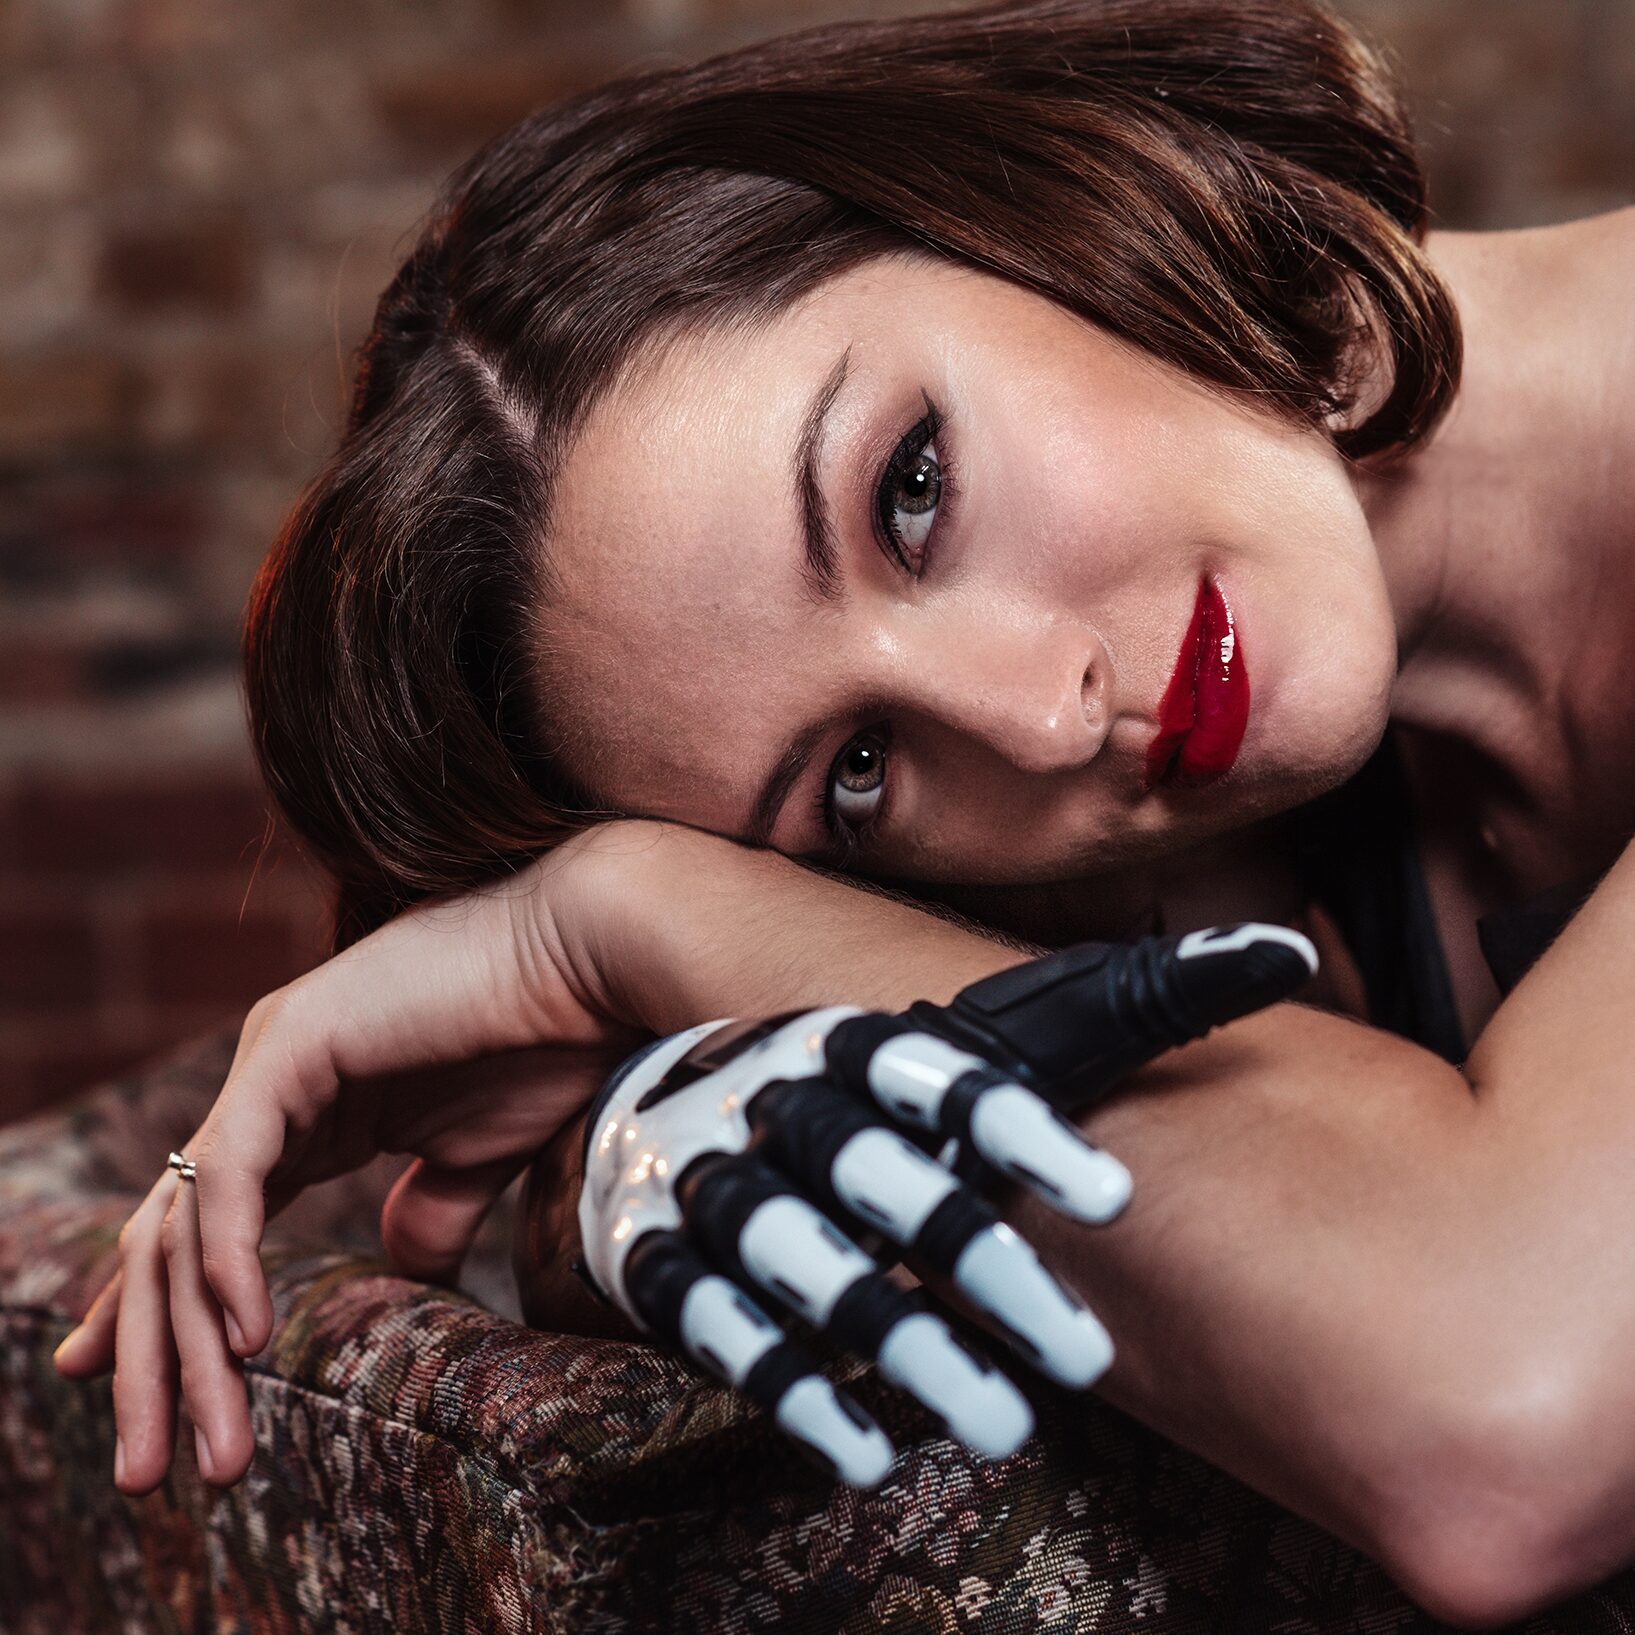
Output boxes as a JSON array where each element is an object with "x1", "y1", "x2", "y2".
[{"x1": 1143, "y1": 575, "x2": 1251, "y2": 791}]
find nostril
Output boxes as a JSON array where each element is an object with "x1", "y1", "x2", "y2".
[{"x1": 1080, "y1": 661, "x2": 1104, "y2": 726}]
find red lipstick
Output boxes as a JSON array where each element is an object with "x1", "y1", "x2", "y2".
[{"x1": 1143, "y1": 575, "x2": 1250, "y2": 791}]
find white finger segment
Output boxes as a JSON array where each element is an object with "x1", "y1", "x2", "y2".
[
  {"x1": 864, "y1": 1032, "x2": 989, "y2": 1128},
  {"x1": 774, "y1": 1377, "x2": 895, "y2": 1488},
  {"x1": 831, "y1": 1127, "x2": 959, "y2": 1240},
  {"x1": 738, "y1": 1195, "x2": 876, "y2": 1325},
  {"x1": 1176, "y1": 922, "x2": 1318, "y2": 973},
  {"x1": 952, "y1": 1222, "x2": 1114, "y2": 1389},
  {"x1": 968, "y1": 1085, "x2": 1133, "y2": 1223},
  {"x1": 677, "y1": 1275, "x2": 782, "y2": 1384},
  {"x1": 876, "y1": 1312, "x2": 1034, "y2": 1459}
]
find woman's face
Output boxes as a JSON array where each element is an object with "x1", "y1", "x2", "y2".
[{"x1": 539, "y1": 251, "x2": 1399, "y2": 887}]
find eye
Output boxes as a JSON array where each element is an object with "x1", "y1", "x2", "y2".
[
  {"x1": 875, "y1": 394, "x2": 952, "y2": 576},
  {"x1": 815, "y1": 728, "x2": 891, "y2": 857}
]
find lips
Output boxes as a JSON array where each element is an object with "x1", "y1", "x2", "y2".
[{"x1": 1142, "y1": 574, "x2": 1250, "y2": 791}]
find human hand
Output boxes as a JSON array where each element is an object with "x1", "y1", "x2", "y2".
[
  {"x1": 49, "y1": 823, "x2": 655, "y2": 1495},
  {"x1": 571, "y1": 921, "x2": 1318, "y2": 1483}
]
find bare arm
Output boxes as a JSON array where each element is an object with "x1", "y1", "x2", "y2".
[
  {"x1": 557, "y1": 818, "x2": 1635, "y2": 1627},
  {"x1": 1053, "y1": 831, "x2": 1635, "y2": 1622}
]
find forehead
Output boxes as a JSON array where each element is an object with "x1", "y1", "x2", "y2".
[{"x1": 537, "y1": 253, "x2": 972, "y2": 823}]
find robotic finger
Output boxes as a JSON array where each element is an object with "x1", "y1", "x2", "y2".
[
  {"x1": 904, "y1": 921, "x2": 1319, "y2": 1110},
  {"x1": 746, "y1": 1077, "x2": 1114, "y2": 1387},
  {"x1": 620, "y1": 1229, "x2": 894, "y2": 1487},
  {"x1": 570, "y1": 920, "x2": 1320, "y2": 1489},
  {"x1": 678, "y1": 1149, "x2": 1036, "y2": 1460},
  {"x1": 820, "y1": 919, "x2": 1317, "y2": 1186},
  {"x1": 816, "y1": 1027, "x2": 1133, "y2": 1221}
]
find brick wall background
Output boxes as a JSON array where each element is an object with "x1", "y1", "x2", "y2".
[{"x1": 2, "y1": 0, "x2": 1631, "y2": 1125}]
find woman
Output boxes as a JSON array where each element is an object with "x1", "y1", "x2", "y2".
[{"x1": 51, "y1": 0, "x2": 1635, "y2": 1620}]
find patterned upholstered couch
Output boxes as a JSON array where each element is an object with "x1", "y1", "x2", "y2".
[{"x1": 2, "y1": 1020, "x2": 1627, "y2": 1632}]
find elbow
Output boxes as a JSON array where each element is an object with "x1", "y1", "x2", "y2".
[
  {"x1": 1372, "y1": 1362, "x2": 1627, "y2": 1628},
  {"x1": 1389, "y1": 1524, "x2": 1568, "y2": 1630}
]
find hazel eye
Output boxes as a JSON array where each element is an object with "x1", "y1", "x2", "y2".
[
  {"x1": 829, "y1": 732, "x2": 888, "y2": 829},
  {"x1": 875, "y1": 403, "x2": 948, "y2": 576},
  {"x1": 881, "y1": 436, "x2": 942, "y2": 566}
]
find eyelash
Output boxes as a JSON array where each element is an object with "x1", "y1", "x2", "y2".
[{"x1": 814, "y1": 395, "x2": 957, "y2": 860}]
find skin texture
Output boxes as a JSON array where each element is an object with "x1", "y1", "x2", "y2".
[{"x1": 538, "y1": 248, "x2": 1401, "y2": 895}]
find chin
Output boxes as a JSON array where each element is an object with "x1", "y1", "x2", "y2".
[
  {"x1": 1182, "y1": 692, "x2": 1391, "y2": 849},
  {"x1": 1258, "y1": 620, "x2": 1398, "y2": 812},
  {"x1": 1271, "y1": 711, "x2": 1390, "y2": 812}
]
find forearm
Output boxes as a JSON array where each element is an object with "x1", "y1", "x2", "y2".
[
  {"x1": 1009, "y1": 1004, "x2": 1498, "y2": 1602},
  {"x1": 567, "y1": 820, "x2": 1038, "y2": 1029},
  {"x1": 520, "y1": 821, "x2": 1035, "y2": 1338},
  {"x1": 555, "y1": 821, "x2": 1578, "y2": 1622},
  {"x1": 1449, "y1": 835, "x2": 1635, "y2": 1604}
]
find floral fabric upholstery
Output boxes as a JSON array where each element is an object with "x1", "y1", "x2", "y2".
[{"x1": 1, "y1": 1021, "x2": 1629, "y2": 1633}]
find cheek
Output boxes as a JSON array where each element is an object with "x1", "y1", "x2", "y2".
[
  {"x1": 959, "y1": 353, "x2": 1166, "y2": 587},
  {"x1": 881, "y1": 754, "x2": 1140, "y2": 885}
]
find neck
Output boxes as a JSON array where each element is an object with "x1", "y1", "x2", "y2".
[{"x1": 1349, "y1": 208, "x2": 1634, "y2": 806}]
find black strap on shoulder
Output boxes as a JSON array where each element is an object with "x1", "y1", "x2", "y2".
[
  {"x1": 1476, "y1": 871, "x2": 1606, "y2": 996},
  {"x1": 1285, "y1": 726, "x2": 1468, "y2": 1066}
]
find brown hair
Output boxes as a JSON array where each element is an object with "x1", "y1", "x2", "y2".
[{"x1": 244, "y1": 0, "x2": 1462, "y2": 955}]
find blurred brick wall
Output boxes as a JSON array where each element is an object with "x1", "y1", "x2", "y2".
[{"x1": 1, "y1": 0, "x2": 1631, "y2": 1125}]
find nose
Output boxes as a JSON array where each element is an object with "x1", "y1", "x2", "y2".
[{"x1": 899, "y1": 614, "x2": 1113, "y2": 776}]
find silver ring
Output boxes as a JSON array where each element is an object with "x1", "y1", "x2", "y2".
[{"x1": 167, "y1": 1150, "x2": 197, "y2": 1183}]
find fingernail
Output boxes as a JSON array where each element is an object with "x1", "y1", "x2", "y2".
[
  {"x1": 53, "y1": 1328, "x2": 80, "y2": 1364},
  {"x1": 225, "y1": 1310, "x2": 246, "y2": 1354},
  {"x1": 195, "y1": 1425, "x2": 214, "y2": 1481},
  {"x1": 114, "y1": 1436, "x2": 127, "y2": 1485}
]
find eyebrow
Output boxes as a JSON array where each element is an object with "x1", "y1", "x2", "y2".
[
  {"x1": 744, "y1": 345, "x2": 854, "y2": 848},
  {"x1": 745, "y1": 718, "x2": 832, "y2": 851},
  {"x1": 795, "y1": 344, "x2": 853, "y2": 606}
]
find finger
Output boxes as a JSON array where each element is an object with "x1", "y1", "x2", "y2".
[
  {"x1": 111, "y1": 1179, "x2": 182, "y2": 1495},
  {"x1": 747, "y1": 1080, "x2": 1113, "y2": 1389},
  {"x1": 897, "y1": 922, "x2": 1319, "y2": 1107},
  {"x1": 939, "y1": 1212, "x2": 1113, "y2": 1390},
  {"x1": 52, "y1": 1265, "x2": 124, "y2": 1378},
  {"x1": 162, "y1": 1175, "x2": 254, "y2": 1486},
  {"x1": 1169, "y1": 920, "x2": 1322, "y2": 1016},
  {"x1": 680, "y1": 1152, "x2": 1033, "y2": 1459},
  {"x1": 753, "y1": 1071, "x2": 1131, "y2": 1228},
  {"x1": 949, "y1": 1072, "x2": 1132, "y2": 1221},
  {"x1": 825, "y1": 1016, "x2": 1135, "y2": 1212},
  {"x1": 379, "y1": 1153, "x2": 531, "y2": 1287},
  {"x1": 821, "y1": 1016, "x2": 990, "y2": 1139},
  {"x1": 191, "y1": 1100, "x2": 290, "y2": 1359},
  {"x1": 622, "y1": 1229, "x2": 894, "y2": 1487}
]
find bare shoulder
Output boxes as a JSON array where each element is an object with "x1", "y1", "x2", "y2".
[{"x1": 1457, "y1": 203, "x2": 1635, "y2": 306}]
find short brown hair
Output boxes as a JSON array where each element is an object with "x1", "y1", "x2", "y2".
[{"x1": 244, "y1": 0, "x2": 1461, "y2": 954}]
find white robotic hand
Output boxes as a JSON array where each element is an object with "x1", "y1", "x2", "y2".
[{"x1": 575, "y1": 921, "x2": 1317, "y2": 1486}]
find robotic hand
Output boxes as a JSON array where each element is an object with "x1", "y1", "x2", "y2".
[{"x1": 575, "y1": 921, "x2": 1317, "y2": 1486}]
